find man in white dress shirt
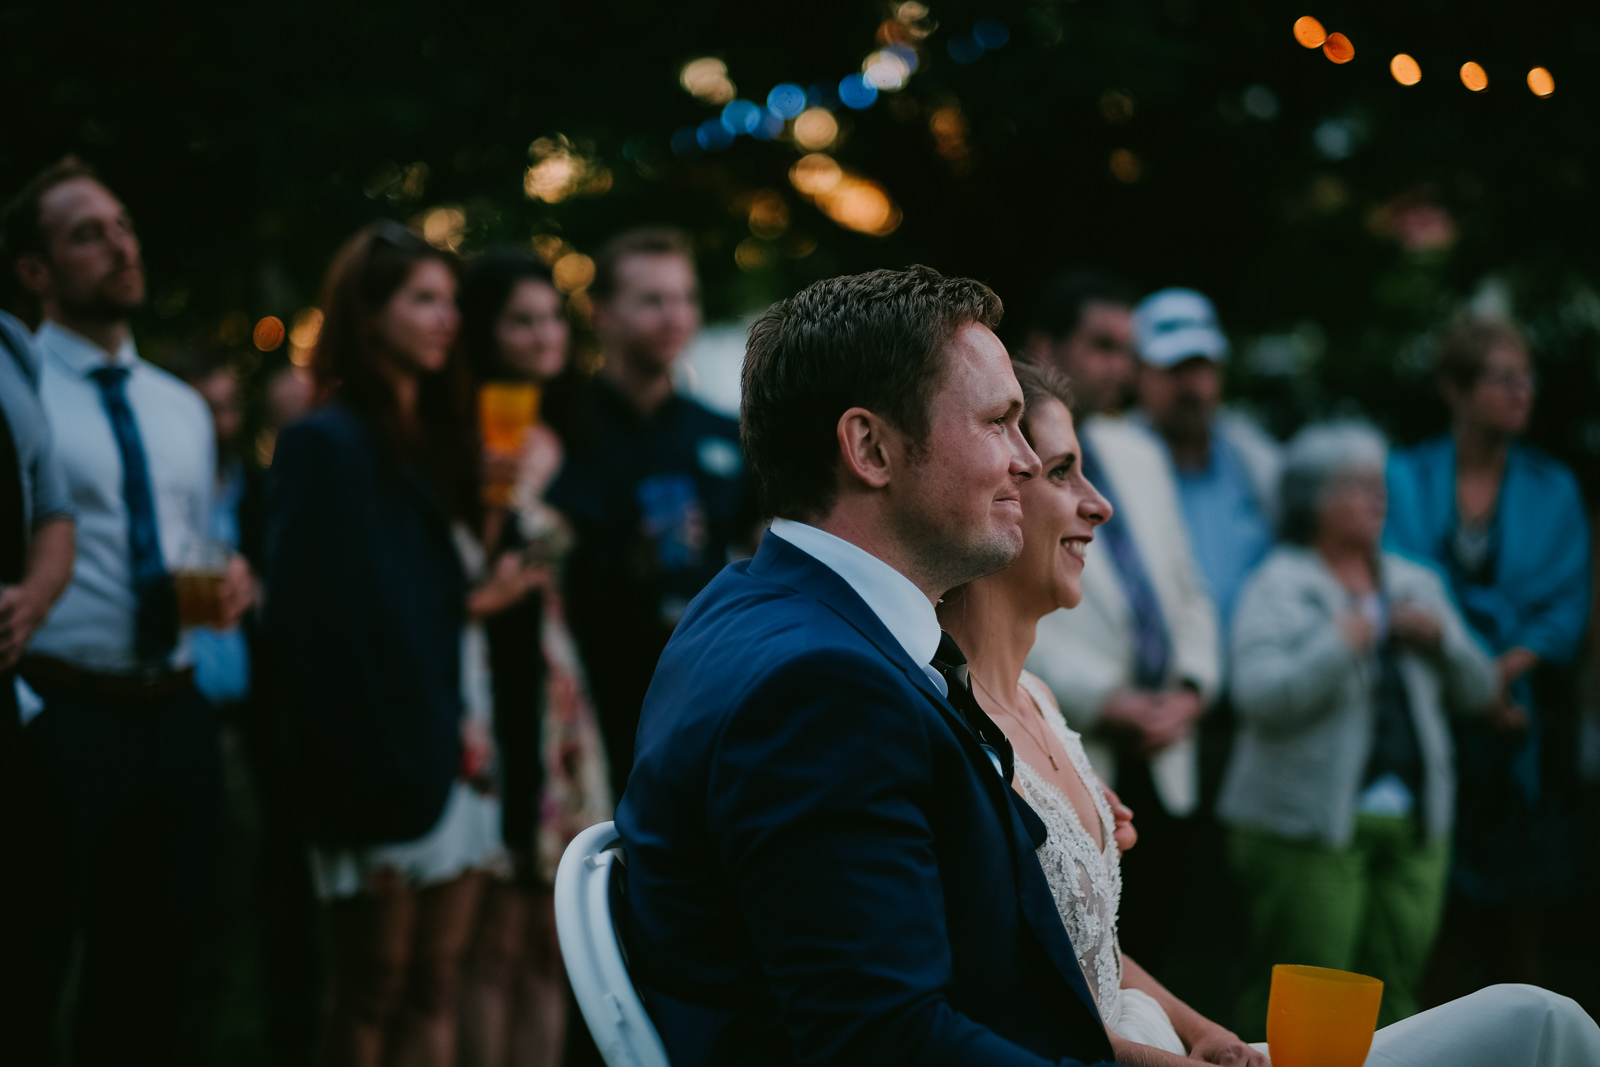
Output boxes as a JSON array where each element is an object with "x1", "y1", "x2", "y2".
[
  {"x1": 3, "y1": 157, "x2": 251, "y2": 1066},
  {"x1": 1020, "y1": 270, "x2": 1221, "y2": 976}
]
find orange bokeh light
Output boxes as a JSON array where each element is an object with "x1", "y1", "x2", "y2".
[
  {"x1": 1390, "y1": 54, "x2": 1421, "y2": 86},
  {"x1": 253, "y1": 316, "x2": 286, "y2": 353},
  {"x1": 1323, "y1": 33, "x2": 1354, "y2": 64},
  {"x1": 1460, "y1": 62, "x2": 1489, "y2": 92},
  {"x1": 1293, "y1": 16, "x2": 1327, "y2": 48},
  {"x1": 1527, "y1": 67, "x2": 1555, "y2": 97}
]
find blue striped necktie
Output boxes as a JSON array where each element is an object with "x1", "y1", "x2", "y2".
[
  {"x1": 91, "y1": 366, "x2": 176, "y2": 663},
  {"x1": 1079, "y1": 441, "x2": 1172, "y2": 690}
]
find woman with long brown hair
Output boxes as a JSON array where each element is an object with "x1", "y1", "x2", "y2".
[{"x1": 263, "y1": 221, "x2": 536, "y2": 1066}]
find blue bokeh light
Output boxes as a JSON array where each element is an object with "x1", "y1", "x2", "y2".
[
  {"x1": 886, "y1": 44, "x2": 920, "y2": 73},
  {"x1": 751, "y1": 108, "x2": 787, "y2": 140},
  {"x1": 947, "y1": 35, "x2": 984, "y2": 64},
  {"x1": 767, "y1": 83, "x2": 808, "y2": 120},
  {"x1": 973, "y1": 19, "x2": 1010, "y2": 49},
  {"x1": 721, "y1": 99, "x2": 762, "y2": 135},
  {"x1": 697, "y1": 118, "x2": 736, "y2": 151},
  {"x1": 838, "y1": 73, "x2": 879, "y2": 110}
]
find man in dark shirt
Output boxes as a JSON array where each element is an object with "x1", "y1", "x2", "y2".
[{"x1": 548, "y1": 227, "x2": 754, "y2": 791}]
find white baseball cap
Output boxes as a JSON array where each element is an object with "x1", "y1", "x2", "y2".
[{"x1": 1132, "y1": 288, "x2": 1229, "y2": 367}]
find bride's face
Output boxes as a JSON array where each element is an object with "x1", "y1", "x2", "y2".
[{"x1": 1012, "y1": 397, "x2": 1111, "y2": 613}]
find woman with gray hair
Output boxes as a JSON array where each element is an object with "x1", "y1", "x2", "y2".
[{"x1": 1219, "y1": 420, "x2": 1496, "y2": 1034}]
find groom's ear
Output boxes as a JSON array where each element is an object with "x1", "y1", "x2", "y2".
[{"x1": 836, "y1": 407, "x2": 897, "y2": 490}]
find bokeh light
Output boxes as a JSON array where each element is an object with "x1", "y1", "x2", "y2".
[
  {"x1": 530, "y1": 234, "x2": 565, "y2": 264},
  {"x1": 929, "y1": 107, "x2": 970, "y2": 161},
  {"x1": 1390, "y1": 54, "x2": 1421, "y2": 86},
  {"x1": 680, "y1": 58, "x2": 736, "y2": 105},
  {"x1": 793, "y1": 108, "x2": 840, "y2": 151},
  {"x1": 838, "y1": 73, "x2": 878, "y2": 110},
  {"x1": 1322, "y1": 33, "x2": 1354, "y2": 64},
  {"x1": 790, "y1": 154, "x2": 843, "y2": 197},
  {"x1": 734, "y1": 238, "x2": 773, "y2": 271},
  {"x1": 1293, "y1": 16, "x2": 1327, "y2": 48},
  {"x1": 721, "y1": 99, "x2": 762, "y2": 135},
  {"x1": 767, "y1": 83, "x2": 808, "y2": 119},
  {"x1": 972, "y1": 19, "x2": 1010, "y2": 49},
  {"x1": 822, "y1": 180, "x2": 901, "y2": 236},
  {"x1": 864, "y1": 49, "x2": 913, "y2": 91},
  {"x1": 1460, "y1": 61, "x2": 1489, "y2": 92},
  {"x1": 552, "y1": 252, "x2": 595, "y2": 294},
  {"x1": 1527, "y1": 67, "x2": 1555, "y2": 97},
  {"x1": 421, "y1": 206, "x2": 466, "y2": 251},
  {"x1": 289, "y1": 308, "x2": 322, "y2": 349},
  {"x1": 1109, "y1": 149, "x2": 1143, "y2": 184},
  {"x1": 748, "y1": 193, "x2": 790, "y2": 239},
  {"x1": 523, "y1": 136, "x2": 610, "y2": 203},
  {"x1": 697, "y1": 118, "x2": 736, "y2": 151},
  {"x1": 253, "y1": 316, "x2": 286, "y2": 353}
]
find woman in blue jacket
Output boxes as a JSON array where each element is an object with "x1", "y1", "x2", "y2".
[{"x1": 1386, "y1": 317, "x2": 1591, "y2": 991}]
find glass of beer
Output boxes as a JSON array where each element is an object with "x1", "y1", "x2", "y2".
[
  {"x1": 173, "y1": 541, "x2": 231, "y2": 629},
  {"x1": 479, "y1": 382, "x2": 541, "y2": 507},
  {"x1": 1266, "y1": 964, "x2": 1383, "y2": 1067}
]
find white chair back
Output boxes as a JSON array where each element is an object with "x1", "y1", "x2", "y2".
[{"x1": 554, "y1": 820, "x2": 672, "y2": 1067}]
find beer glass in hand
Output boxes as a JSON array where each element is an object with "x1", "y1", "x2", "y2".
[{"x1": 479, "y1": 382, "x2": 540, "y2": 507}]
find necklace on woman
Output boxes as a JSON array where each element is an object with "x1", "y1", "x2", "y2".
[{"x1": 971, "y1": 672, "x2": 1059, "y2": 771}]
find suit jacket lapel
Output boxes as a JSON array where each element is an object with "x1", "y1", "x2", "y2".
[{"x1": 749, "y1": 534, "x2": 1108, "y2": 1021}]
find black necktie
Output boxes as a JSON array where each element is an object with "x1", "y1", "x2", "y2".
[{"x1": 931, "y1": 630, "x2": 1015, "y2": 783}]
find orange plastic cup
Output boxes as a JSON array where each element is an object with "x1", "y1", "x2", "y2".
[
  {"x1": 1266, "y1": 964, "x2": 1383, "y2": 1067},
  {"x1": 479, "y1": 382, "x2": 540, "y2": 505}
]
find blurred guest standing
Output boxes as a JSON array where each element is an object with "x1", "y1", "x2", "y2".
[
  {"x1": 1223, "y1": 422, "x2": 1494, "y2": 1033},
  {"x1": 0, "y1": 308, "x2": 75, "y2": 1034},
  {"x1": 457, "y1": 249, "x2": 611, "y2": 1067},
  {"x1": 546, "y1": 227, "x2": 753, "y2": 791},
  {"x1": 4, "y1": 157, "x2": 252, "y2": 1065},
  {"x1": 265, "y1": 222, "x2": 526, "y2": 1067},
  {"x1": 1022, "y1": 270, "x2": 1221, "y2": 973},
  {"x1": 1131, "y1": 288, "x2": 1278, "y2": 632},
  {"x1": 1386, "y1": 319, "x2": 1592, "y2": 993},
  {"x1": 1020, "y1": 270, "x2": 1140, "y2": 417}
]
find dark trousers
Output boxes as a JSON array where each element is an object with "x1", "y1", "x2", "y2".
[{"x1": 6, "y1": 677, "x2": 225, "y2": 1067}]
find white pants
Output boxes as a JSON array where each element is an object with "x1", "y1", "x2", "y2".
[{"x1": 1250, "y1": 984, "x2": 1600, "y2": 1066}]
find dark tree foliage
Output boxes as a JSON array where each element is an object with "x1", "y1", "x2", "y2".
[{"x1": 3, "y1": 0, "x2": 1598, "y2": 488}]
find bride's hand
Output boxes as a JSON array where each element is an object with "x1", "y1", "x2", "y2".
[
  {"x1": 1102, "y1": 783, "x2": 1137, "y2": 852},
  {"x1": 1186, "y1": 1024, "x2": 1269, "y2": 1066}
]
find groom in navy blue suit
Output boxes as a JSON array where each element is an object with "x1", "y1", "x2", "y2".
[{"x1": 617, "y1": 266, "x2": 1121, "y2": 1066}]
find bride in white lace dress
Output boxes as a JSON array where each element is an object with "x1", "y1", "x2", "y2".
[{"x1": 937, "y1": 362, "x2": 1600, "y2": 1067}]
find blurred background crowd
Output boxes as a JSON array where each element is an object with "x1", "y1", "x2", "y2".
[{"x1": 2, "y1": 1, "x2": 1598, "y2": 1065}]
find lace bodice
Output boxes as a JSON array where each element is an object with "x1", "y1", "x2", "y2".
[{"x1": 1014, "y1": 673, "x2": 1125, "y2": 1019}]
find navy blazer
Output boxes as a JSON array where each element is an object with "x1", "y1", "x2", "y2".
[
  {"x1": 263, "y1": 404, "x2": 466, "y2": 845},
  {"x1": 617, "y1": 533, "x2": 1120, "y2": 1066}
]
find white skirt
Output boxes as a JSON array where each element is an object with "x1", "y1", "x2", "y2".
[{"x1": 308, "y1": 781, "x2": 510, "y2": 900}]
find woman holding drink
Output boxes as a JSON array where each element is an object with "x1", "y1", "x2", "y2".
[
  {"x1": 264, "y1": 222, "x2": 542, "y2": 1067},
  {"x1": 937, "y1": 362, "x2": 1597, "y2": 1066},
  {"x1": 455, "y1": 248, "x2": 611, "y2": 1067}
]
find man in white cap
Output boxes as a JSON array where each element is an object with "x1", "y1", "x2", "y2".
[
  {"x1": 1022, "y1": 274, "x2": 1221, "y2": 978},
  {"x1": 1132, "y1": 288, "x2": 1279, "y2": 632}
]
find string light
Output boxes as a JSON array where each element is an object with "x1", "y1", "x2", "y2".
[
  {"x1": 1390, "y1": 54, "x2": 1421, "y2": 85},
  {"x1": 1322, "y1": 33, "x2": 1354, "y2": 64},
  {"x1": 1460, "y1": 61, "x2": 1489, "y2": 92},
  {"x1": 1293, "y1": 16, "x2": 1327, "y2": 48},
  {"x1": 1527, "y1": 67, "x2": 1555, "y2": 97}
]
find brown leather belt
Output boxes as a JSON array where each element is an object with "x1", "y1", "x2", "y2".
[{"x1": 19, "y1": 655, "x2": 195, "y2": 704}]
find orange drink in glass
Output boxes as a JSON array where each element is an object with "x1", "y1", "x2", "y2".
[
  {"x1": 479, "y1": 382, "x2": 540, "y2": 506},
  {"x1": 1266, "y1": 964, "x2": 1383, "y2": 1067}
]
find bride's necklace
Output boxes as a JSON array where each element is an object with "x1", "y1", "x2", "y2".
[{"x1": 971, "y1": 672, "x2": 1059, "y2": 771}]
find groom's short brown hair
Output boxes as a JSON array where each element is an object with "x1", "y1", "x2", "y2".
[{"x1": 741, "y1": 265, "x2": 1002, "y2": 521}]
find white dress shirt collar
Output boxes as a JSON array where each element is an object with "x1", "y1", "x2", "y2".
[
  {"x1": 38, "y1": 318, "x2": 138, "y2": 375},
  {"x1": 767, "y1": 517, "x2": 947, "y2": 696}
]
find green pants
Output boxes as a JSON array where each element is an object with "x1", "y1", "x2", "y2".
[{"x1": 1227, "y1": 815, "x2": 1450, "y2": 1039}]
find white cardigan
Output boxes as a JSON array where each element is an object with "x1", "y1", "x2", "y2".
[{"x1": 1025, "y1": 415, "x2": 1221, "y2": 816}]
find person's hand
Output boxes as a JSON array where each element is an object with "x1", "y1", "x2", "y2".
[
  {"x1": 1102, "y1": 783, "x2": 1137, "y2": 852},
  {"x1": 214, "y1": 555, "x2": 256, "y2": 631},
  {"x1": 1338, "y1": 610, "x2": 1378, "y2": 653},
  {"x1": 461, "y1": 715, "x2": 494, "y2": 791},
  {"x1": 1100, "y1": 689, "x2": 1202, "y2": 755},
  {"x1": 1186, "y1": 1024, "x2": 1270, "y2": 1066},
  {"x1": 0, "y1": 583, "x2": 50, "y2": 669},
  {"x1": 521, "y1": 424, "x2": 564, "y2": 498},
  {"x1": 482, "y1": 446, "x2": 524, "y2": 508},
  {"x1": 467, "y1": 551, "x2": 545, "y2": 619},
  {"x1": 1389, "y1": 602, "x2": 1442, "y2": 652},
  {"x1": 1486, "y1": 696, "x2": 1531, "y2": 732}
]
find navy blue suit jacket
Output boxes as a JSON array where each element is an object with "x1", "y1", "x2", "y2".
[{"x1": 617, "y1": 533, "x2": 1120, "y2": 1066}]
